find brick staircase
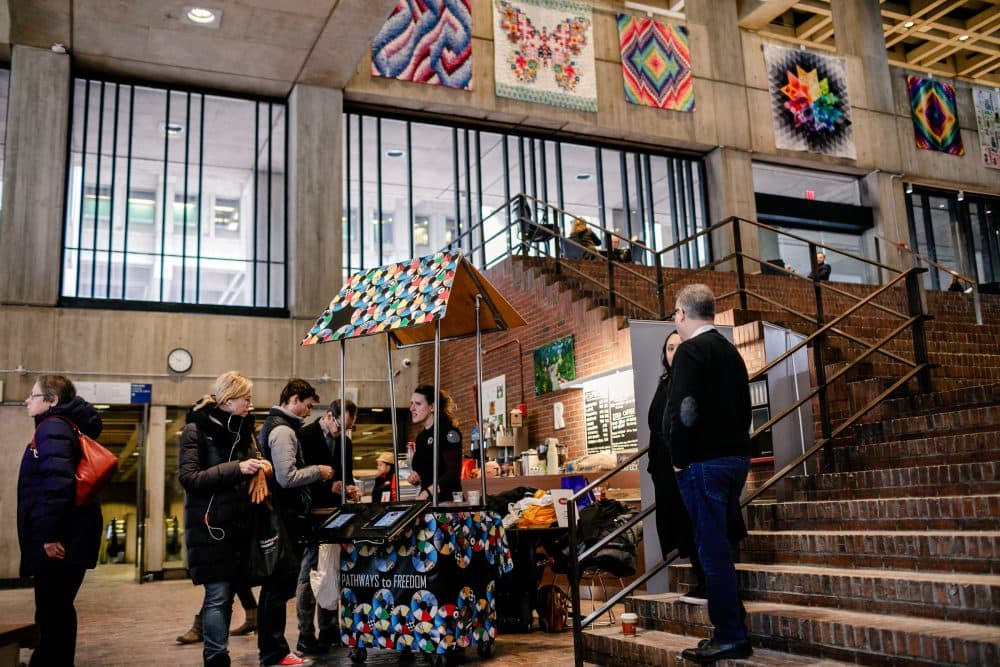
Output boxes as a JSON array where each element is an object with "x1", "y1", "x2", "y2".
[{"x1": 508, "y1": 257, "x2": 1000, "y2": 665}]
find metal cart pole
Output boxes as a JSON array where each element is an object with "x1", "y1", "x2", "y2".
[
  {"x1": 475, "y1": 295, "x2": 486, "y2": 503},
  {"x1": 340, "y1": 338, "x2": 348, "y2": 505},
  {"x1": 432, "y1": 318, "x2": 441, "y2": 506},
  {"x1": 385, "y1": 335, "x2": 399, "y2": 499}
]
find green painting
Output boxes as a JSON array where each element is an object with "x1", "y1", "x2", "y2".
[{"x1": 533, "y1": 335, "x2": 576, "y2": 395}]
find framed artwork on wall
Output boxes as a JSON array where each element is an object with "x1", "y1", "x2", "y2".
[{"x1": 533, "y1": 335, "x2": 576, "y2": 395}]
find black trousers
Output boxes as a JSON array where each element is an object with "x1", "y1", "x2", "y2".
[
  {"x1": 257, "y1": 570, "x2": 298, "y2": 665},
  {"x1": 652, "y1": 468, "x2": 706, "y2": 587},
  {"x1": 30, "y1": 567, "x2": 87, "y2": 667}
]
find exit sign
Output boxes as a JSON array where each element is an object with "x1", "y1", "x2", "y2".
[{"x1": 805, "y1": 190, "x2": 816, "y2": 200}]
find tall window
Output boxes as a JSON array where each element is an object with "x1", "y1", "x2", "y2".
[
  {"x1": 61, "y1": 78, "x2": 287, "y2": 310},
  {"x1": 342, "y1": 110, "x2": 709, "y2": 274}
]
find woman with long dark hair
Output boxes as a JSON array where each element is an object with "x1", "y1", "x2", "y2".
[
  {"x1": 18, "y1": 375, "x2": 103, "y2": 667},
  {"x1": 407, "y1": 386, "x2": 463, "y2": 500},
  {"x1": 648, "y1": 331, "x2": 708, "y2": 603},
  {"x1": 179, "y1": 371, "x2": 269, "y2": 667}
]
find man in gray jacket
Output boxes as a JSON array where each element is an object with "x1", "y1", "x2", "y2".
[{"x1": 257, "y1": 379, "x2": 331, "y2": 667}]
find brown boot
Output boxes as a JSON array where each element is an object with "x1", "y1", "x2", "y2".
[
  {"x1": 176, "y1": 613, "x2": 203, "y2": 644},
  {"x1": 230, "y1": 607, "x2": 257, "y2": 636}
]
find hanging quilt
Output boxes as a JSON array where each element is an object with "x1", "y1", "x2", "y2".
[
  {"x1": 617, "y1": 14, "x2": 693, "y2": 112},
  {"x1": 763, "y1": 43, "x2": 855, "y2": 160},
  {"x1": 492, "y1": 0, "x2": 597, "y2": 112},
  {"x1": 972, "y1": 86, "x2": 1000, "y2": 169},
  {"x1": 907, "y1": 76, "x2": 964, "y2": 156},
  {"x1": 371, "y1": 0, "x2": 473, "y2": 90}
]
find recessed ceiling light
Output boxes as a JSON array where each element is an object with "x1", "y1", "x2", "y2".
[
  {"x1": 159, "y1": 121, "x2": 185, "y2": 137},
  {"x1": 958, "y1": 34, "x2": 970, "y2": 41},
  {"x1": 903, "y1": 21, "x2": 915, "y2": 28},
  {"x1": 575, "y1": 172, "x2": 592, "y2": 180},
  {"x1": 385, "y1": 149, "x2": 405, "y2": 158},
  {"x1": 183, "y1": 6, "x2": 221, "y2": 28}
]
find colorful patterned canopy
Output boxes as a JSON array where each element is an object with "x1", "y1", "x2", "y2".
[{"x1": 302, "y1": 251, "x2": 525, "y2": 347}]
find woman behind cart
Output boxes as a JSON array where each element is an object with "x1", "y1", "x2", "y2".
[
  {"x1": 18, "y1": 375, "x2": 103, "y2": 667},
  {"x1": 407, "y1": 385, "x2": 463, "y2": 500},
  {"x1": 179, "y1": 371, "x2": 269, "y2": 667}
]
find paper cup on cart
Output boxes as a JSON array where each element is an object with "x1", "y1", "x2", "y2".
[
  {"x1": 550, "y1": 489, "x2": 574, "y2": 527},
  {"x1": 452, "y1": 492, "x2": 464, "y2": 503},
  {"x1": 621, "y1": 612, "x2": 638, "y2": 636},
  {"x1": 467, "y1": 490, "x2": 481, "y2": 505}
]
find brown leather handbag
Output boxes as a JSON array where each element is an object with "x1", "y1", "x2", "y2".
[{"x1": 31, "y1": 416, "x2": 118, "y2": 505}]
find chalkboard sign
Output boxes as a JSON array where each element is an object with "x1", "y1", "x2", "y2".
[
  {"x1": 584, "y1": 388, "x2": 610, "y2": 451},
  {"x1": 609, "y1": 395, "x2": 637, "y2": 453},
  {"x1": 585, "y1": 386, "x2": 637, "y2": 453}
]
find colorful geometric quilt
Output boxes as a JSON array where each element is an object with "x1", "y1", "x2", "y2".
[
  {"x1": 763, "y1": 43, "x2": 855, "y2": 160},
  {"x1": 302, "y1": 252, "x2": 458, "y2": 344},
  {"x1": 617, "y1": 14, "x2": 693, "y2": 112},
  {"x1": 372, "y1": 0, "x2": 473, "y2": 91},
  {"x1": 972, "y1": 86, "x2": 999, "y2": 169},
  {"x1": 492, "y1": 0, "x2": 597, "y2": 112},
  {"x1": 907, "y1": 76, "x2": 964, "y2": 156}
]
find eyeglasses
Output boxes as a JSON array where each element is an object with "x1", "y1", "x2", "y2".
[{"x1": 26, "y1": 393, "x2": 46, "y2": 400}]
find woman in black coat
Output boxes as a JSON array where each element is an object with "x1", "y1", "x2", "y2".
[
  {"x1": 18, "y1": 375, "x2": 103, "y2": 667},
  {"x1": 407, "y1": 386, "x2": 463, "y2": 500},
  {"x1": 647, "y1": 332, "x2": 708, "y2": 603},
  {"x1": 179, "y1": 371, "x2": 267, "y2": 667}
]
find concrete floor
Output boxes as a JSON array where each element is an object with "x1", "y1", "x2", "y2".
[{"x1": 0, "y1": 565, "x2": 583, "y2": 667}]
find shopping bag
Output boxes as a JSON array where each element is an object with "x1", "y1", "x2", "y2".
[
  {"x1": 311, "y1": 543, "x2": 341, "y2": 610},
  {"x1": 245, "y1": 500, "x2": 299, "y2": 585}
]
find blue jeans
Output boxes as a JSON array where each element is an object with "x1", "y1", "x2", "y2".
[
  {"x1": 676, "y1": 456, "x2": 750, "y2": 643},
  {"x1": 202, "y1": 581, "x2": 236, "y2": 663},
  {"x1": 296, "y1": 545, "x2": 339, "y2": 642}
]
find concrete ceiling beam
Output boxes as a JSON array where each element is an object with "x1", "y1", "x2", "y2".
[{"x1": 737, "y1": 0, "x2": 799, "y2": 30}]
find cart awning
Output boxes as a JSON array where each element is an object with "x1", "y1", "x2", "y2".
[{"x1": 301, "y1": 251, "x2": 526, "y2": 347}]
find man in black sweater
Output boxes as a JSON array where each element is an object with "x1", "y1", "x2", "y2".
[
  {"x1": 294, "y1": 399, "x2": 358, "y2": 655},
  {"x1": 668, "y1": 284, "x2": 753, "y2": 664}
]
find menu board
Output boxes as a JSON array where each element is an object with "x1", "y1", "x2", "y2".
[
  {"x1": 609, "y1": 395, "x2": 637, "y2": 452},
  {"x1": 585, "y1": 386, "x2": 637, "y2": 453},
  {"x1": 584, "y1": 388, "x2": 610, "y2": 451}
]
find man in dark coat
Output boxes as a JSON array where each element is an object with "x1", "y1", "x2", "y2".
[
  {"x1": 668, "y1": 284, "x2": 754, "y2": 664},
  {"x1": 294, "y1": 398, "x2": 358, "y2": 653},
  {"x1": 18, "y1": 376, "x2": 104, "y2": 667},
  {"x1": 808, "y1": 252, "x2": 831, "y2": 281}
]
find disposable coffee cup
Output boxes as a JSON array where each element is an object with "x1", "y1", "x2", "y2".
[
  {"x1": 452, "y1": 492, "x2": 464, "y2": 503},
  {"x1": 621, "y1": 612, "x2": 637, "y2": 636},
  {"x1": 467, "y1": 490, "x2": 481, "y2": 505}
]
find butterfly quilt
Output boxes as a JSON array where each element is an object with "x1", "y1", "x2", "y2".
[{"x1": 492, "y1": 0, "x2": 597, "y2": 112}]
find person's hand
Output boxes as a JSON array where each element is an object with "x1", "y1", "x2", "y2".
[
  {"x1": 44, "y1": 542, "x2": 66, "y2": 559},
  {"x1": 346, "y1": 484, "x2": 361, "y2": 501},
  {"x1": 416, "y1": 489, "x2": 429, "y2": 500},
  {"x1": 239, "y1": 459, "x2": 261, "y2": 475},
  {"x1": 317, "y1": 465, "x2": 333, "y2": 481},
  {"x1": 249, "y1": 470, "x2": 269, "y2": 504},
  {"x1": 331, "y1": 480, "x2": 343, "y2": 495},
  {"x1": 258, "y1": 459, "x2": 274, "y2": 479},
  {"x1": 407, "y1": 471, "x2": 421, "y2": 485}
]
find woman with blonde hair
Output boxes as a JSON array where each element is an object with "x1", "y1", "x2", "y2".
[
  {"x1": 569, "y1": 217, "x2": 601, "y2": 258},
  {"x1": 179, "y1": 371, "x2": 270, "y2": 667}
]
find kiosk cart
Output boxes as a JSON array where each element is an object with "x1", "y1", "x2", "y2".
[{"x1": 301, "y1": 251, "x2": 526, "y2": 665}]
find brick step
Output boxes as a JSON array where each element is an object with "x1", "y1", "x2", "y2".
[
  {"x1": 783, "y1": 462, "x2": 1000, "y2": 501},
  {"x1": 623, "y1": 595, "x2": 999, "y2": 667},
  {"x1": 745, "y1": 495, "x2": 1000, "y2": 531},
  {"x1": 830, "y1": 430, "x2": 1000, "y2": 471},
  {"x1": 870, "y1": 382, "x2": 1000, "y2": 419},
  {"x1": 667, "y1": 563, "x2": 1000, "y2": 625},
  {"x1": 852, "y1": 405, "x2": 1000, "y2": 442},
  {"x1": 581, "y1": 625, "x2": 856, "y2": 667},
  {"x1": 738, "y1": 530, "x2": 1000, "y2": 574}
]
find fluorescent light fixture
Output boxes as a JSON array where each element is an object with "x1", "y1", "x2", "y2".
[
  {"x1": 183, "y1": 6, "x2": 221, "y2": 28},
  {"x1": 160, "y1": 121, "x2": 185, "y2": 137},
  {"x1": 385, "y1": 149, "x2": 405, "y2": 158},
  {"x1": 575, "y1": 172, "x2": 592, "y2": 180}
]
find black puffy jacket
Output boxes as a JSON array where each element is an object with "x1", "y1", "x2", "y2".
[
  {"x1": 178, "y1": 400, "x2": 256, "y2": 585},
  {"x1": 17, "y1": 397, "x2": 104, "y2": 576}
]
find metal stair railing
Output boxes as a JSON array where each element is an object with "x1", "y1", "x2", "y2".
[{"x1": 438, "y1": 196, "x2": 935, "y2": 666}]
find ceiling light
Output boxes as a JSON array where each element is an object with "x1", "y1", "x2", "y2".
[
  {"x1": 575, "y1": 172, "x2": 592, "y2": 180},
  {"x1": 903, "y1": 21, "x2": 915, "y2": 28},
  {"x1": 385, "y1": 149, "x2": 405, "y2": 158},
  {"x1": 957, "y1": 190, "x2": 964, "y2": 202},
  {"x1": 160, "y1": 121, "x2": 185, "y2": 137},
  {"x1": 183, "y1": 6, "x2": 221, "y2": 28},
  {"x1": 905, "y1": 183, "x2": 913, "y2": 194},
  {"x1": 958, "y1": 34, "x2": 970, "y2": 41}
]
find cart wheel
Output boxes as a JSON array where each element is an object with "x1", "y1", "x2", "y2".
[
  {"x1": 349, "y1": 647, "x2": 367, "y2": 664},
  {"x1": 428, "y1": 653, "x2": 447, "y2": 667},
  {"x1": 477, "y1": 640, "x2": 496, "y2": 659}
]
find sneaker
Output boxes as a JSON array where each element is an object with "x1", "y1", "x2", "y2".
[
  {"x1": 295, "y1": 637, "x2": 329, "y2": 656},
  {"x1": 273, "y1": 655, "x2": 312, "y2": 667},
  {"x1": 679, "y1": 585, "x2": 708, "y2": 605}
]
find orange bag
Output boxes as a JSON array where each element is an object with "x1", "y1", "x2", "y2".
[{"x1": 31, "y1": 417, "x2": 118, "y2": 506}]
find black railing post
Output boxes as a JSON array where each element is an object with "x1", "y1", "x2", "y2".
[
  {"x1": 732, "y1": 217, "x2": 748, "y2": 311},
  {"x1": 808, "y1": 242, "x2": 833, "y2": 462},
  {"x1": 654, "y1": 250, "x2": 666, "y2": 319},
  {"x1": 568, "y1": 497, "x2": 583, "y2": 667},
  {"x1": 516, "y1": 194, "x2": 530, "y2": 257},
  {"x1": 606, "y1": 234, "x2": 617, "y2": 317},
  {"x1": 904, "y1": 269, "x2": 933, "y2": 394}
]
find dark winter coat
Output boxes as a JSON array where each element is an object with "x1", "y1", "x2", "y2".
[
  {"x1": 411, "y1": 420, "x2": 463, "y2": 497},
  {"x1": 17, "y1": 397, "x2": 104, "y2": 577},
  {"x1": 298, "y1": 418, "x2": 353, "y2": 509},
  {"x1": 178, "y1": 399, "x2": 256, "y2": 585}
]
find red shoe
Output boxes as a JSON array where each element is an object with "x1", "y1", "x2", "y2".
[{"x1": 274, "y1": 655, "x2": 312, "y2": 666}]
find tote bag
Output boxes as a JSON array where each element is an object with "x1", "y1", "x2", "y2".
[{"x1": 245, "y1": 498, "x2": 300, "y2": 585}]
